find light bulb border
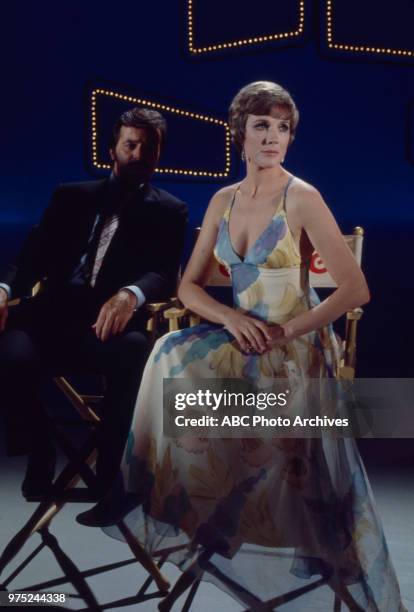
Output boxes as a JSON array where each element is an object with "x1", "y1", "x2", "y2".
[
  {"x1": 90, "y1": 88, "x2": 232, "y2": 179},
  {"x1": 326, "y1": 0, "x2": 414, "y2": 58},
  {"x1": 408, "y1": 99, "x2": 414, "y2": 167},
  {"x1": 187, "y1": 0, "x2": 305, "y2": 55}
]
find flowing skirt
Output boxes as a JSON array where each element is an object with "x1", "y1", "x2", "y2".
[{"x1": 104, "y1": 322, "x2": 406, "y2": 611}]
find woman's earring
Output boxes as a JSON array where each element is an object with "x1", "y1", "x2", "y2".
[
  {"x1": 281, "y1": 157, "x2": 285, "y2": 163},
  {"x1": 241, "y1": 149, "x2": 245, "y2": 162}
]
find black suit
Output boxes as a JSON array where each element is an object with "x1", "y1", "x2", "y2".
[
  {"x1": 0, "y1": 177, "x2": 187, "y2": 487},
  {"x1": 3, "y1": 178, "x2": 187, "y2": 305}
]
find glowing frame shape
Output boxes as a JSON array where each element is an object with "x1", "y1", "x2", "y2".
[
  {"x1": 409, "y1": 100, "x2": 414, "y2": 166},
  {"x1": 326, "y1": 0, "x2": 414, "y2": 58},
  {"x1": 187, "y1": 0, "x2": 305, "y2": 55},
  {"x1": 90, "y1": 88, "x2": 231, "y2": 178}
]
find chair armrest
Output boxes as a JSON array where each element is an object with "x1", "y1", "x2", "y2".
[
  {"x1": 346, "y1": 307, "x2": 363, "y2": 322},
  {"x1": 146, "y1": 298, "x2": 179, "y2": 314},
  {"x1": 7, "y1": 281, "x2": 43, "y2": 308},
  {"x1": 145, "y1": 297, "x2": 180, "y2": 341},
  {"x1": 163, "y1": 305, "x2": 200, "y2": 331},
  {"x1": 340, "y1": 307, "x2": 364, "y2": 378}
]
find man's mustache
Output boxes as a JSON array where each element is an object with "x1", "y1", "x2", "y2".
[
  {"x1": 117, "y1": 159, "x2": 155, "y2": 181},
  {"x1": 123, "y1": 159, "x2": 152, "y2": 173}
]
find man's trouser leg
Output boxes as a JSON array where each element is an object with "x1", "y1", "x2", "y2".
[
  {"x1": 0, "y1": 290, "x2": 151, "y2": 492},
  {"x1": 0, "y1": 303, "x2": 50, "y2": 456},
  {"x1": 77, "y1": 327, "x2": 151, "y2": 492}
]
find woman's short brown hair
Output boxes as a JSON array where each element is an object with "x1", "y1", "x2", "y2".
[{"x1": 228, "y1": 81, "x2": 299, "y2": 154}]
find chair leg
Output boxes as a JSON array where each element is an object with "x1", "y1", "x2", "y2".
[
  {"x1": 327, "y1": 575, "x2": 363, "y2": 611},
  {"x1": 50, "y1": 423, "x2": 99, "y2": 493},
  {"x1": 181, "y1": 579, "x2": 201, "y2": 612},
  {"x1": 0, "y1": 468, "x2": 88, "y2": 576},
  {"x1": 0, "y1": 446, "x2": 96, "y2": 577},
  {"x1": 157, "y1": 550, "x2": 212, "y2": 611},
  {"x1": 40, "y1": 529, "x2": 100, "y2": 611},
  {"x1": 0, "y1": 499, "x2": 61, "y2": 575},
  {"x1": 117, "y1": 521, "x2": 170, "y2": 593}
]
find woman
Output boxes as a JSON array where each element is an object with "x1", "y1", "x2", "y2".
[{"x1": 80, "y1": 82, "x2": 406, "y2": 611}]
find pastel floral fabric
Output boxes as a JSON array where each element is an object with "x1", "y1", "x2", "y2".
[{"x1": 105, "y1": 180, "x2": 406, "y2": 611}]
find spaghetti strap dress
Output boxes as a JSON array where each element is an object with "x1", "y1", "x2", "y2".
[{"x1": 104, "y1": 175, "x2": 406, "y2": 611}]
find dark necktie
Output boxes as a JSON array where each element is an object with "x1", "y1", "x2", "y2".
[
  {"x1": 89, "y1": 212, "x2": 120, "y2": 286},
  {"x1": 80, "y1": 180, "x2": 145, "y2": 286}
]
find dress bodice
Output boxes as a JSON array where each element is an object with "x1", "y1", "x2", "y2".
[{"x1": 213, "y1": 176, "x2": 309, "y2": 324}]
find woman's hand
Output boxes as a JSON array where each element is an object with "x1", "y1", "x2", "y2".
[
  {"x1": 266, "y1": 324, "x2": 289, "y2": 349},
  {"x1": 221, "y1": 310, "x2": 272, "y2": 353}
]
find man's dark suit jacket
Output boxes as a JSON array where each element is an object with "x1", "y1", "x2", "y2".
[{"x1": 1, "y1": 178, "x2": 188, "y2": 314}]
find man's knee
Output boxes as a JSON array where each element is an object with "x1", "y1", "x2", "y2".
[
  {"x1": 0, "y1": 329, "x2": 39, "y2": 376},
  {"x1": 99, "y1": 330, "x2": 151, "y2": 375},
  {"x1": 114, "y1": 331, "x2": 151, "y2": 369}
]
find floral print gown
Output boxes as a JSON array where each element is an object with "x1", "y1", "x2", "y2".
[{"x1": 105, "y1": 177, "x2": 406, "y2": 611}]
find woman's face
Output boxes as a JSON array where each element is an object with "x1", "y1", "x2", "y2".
[{"x1": 243, "y1": 111, "x2": 291, "y2": 169}]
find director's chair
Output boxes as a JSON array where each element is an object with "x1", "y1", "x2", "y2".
[
  {"x1": 147, "y1": 226, "x2": 366, "y2": 610},
  {"x1": 0, "y1": 280, "x2": 178, "y2": 602}
]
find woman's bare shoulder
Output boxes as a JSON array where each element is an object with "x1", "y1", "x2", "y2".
[
  {"x1": 288, "y1": 176, "x2": 326, "y2": 214},
  {"x1": 290, "y1": 176, "x2": 321, "y2": 199},
  {"x1": 206, "y1": 182, "x2": 241, "y2": 217},
  {"x1": 212, "y1": 182, "x2": 240, "y2": 202}
]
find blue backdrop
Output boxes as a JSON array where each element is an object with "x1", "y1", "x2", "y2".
[{"x1": 1, "y1": 0, "x2": 413, "y2": 392}]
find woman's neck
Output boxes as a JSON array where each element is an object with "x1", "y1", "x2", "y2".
[{"x1": 241, "y1": 164, "x2": 289, "y2": 198}]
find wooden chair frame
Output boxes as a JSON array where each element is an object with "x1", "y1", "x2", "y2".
[{"x1": 0, "y1": 292, "x2": 177, "y2": 601}]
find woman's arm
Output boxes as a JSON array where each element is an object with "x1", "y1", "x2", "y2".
[
  {"x1": 178, "y1": 189, "x2": 232, "y2": 323},
  {"x1": 280, "y1": 185, "x2": 370, "y2": 343},
  {"x1": 178, "y1": 188, "x2": 272, "y2": 353}
]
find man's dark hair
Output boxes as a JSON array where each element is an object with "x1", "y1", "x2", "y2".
[{"x1": 110, "y1": 107, "x2": 167, "y2": 150}]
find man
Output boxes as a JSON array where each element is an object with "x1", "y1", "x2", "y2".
[{"x1": 0, "y1": 107, "x2": 187, "y2": 498}]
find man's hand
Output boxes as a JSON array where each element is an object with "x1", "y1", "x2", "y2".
[
  {"x1": 0, "y1": 287, "x2": 9, "y2": 332},
  {"x1": 92, "y1": 290, "x2": 138, "y2": 342}
]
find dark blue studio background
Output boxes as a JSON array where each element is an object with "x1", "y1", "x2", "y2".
[{"x1": 1, "y1": 1, "x2": 413, "y2": 461}]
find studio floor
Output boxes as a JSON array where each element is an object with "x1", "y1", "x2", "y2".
[{"x1": 1, "y1": 449, "x2": 413, "y2": 612}]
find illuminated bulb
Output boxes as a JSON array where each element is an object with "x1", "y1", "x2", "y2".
[{"x1": 91, "y1": 88, "x2": 231, "y2": 177}]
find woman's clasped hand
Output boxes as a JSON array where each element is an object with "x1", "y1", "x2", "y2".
[{"x1": 221, "y1": 310, "x2": 287, "y2": 353}]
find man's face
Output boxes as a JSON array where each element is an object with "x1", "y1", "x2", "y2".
[{"x1": 110, "y1": 125, "x2": 161, "y2": 184}]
